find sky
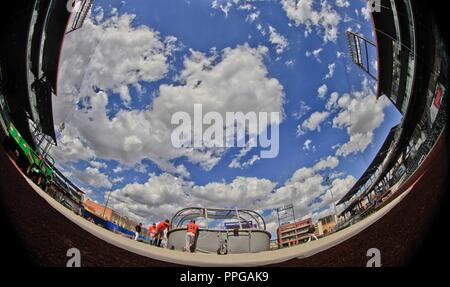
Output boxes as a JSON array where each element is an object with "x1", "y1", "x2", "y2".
[{"x1": 53, "y1": 0, "x2": 402, "y2": 237}]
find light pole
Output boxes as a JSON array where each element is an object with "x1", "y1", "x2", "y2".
[
  {"x1": 102, "y1": 190, "x2": 112, "y2": 219},
  {"x1": 326, "y1": 176, "x2": 338, "y2": 224}
]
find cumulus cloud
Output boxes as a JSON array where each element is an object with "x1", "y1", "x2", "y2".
[
  {"x1": 58, "y1": 12, "x2": 175, "y2": 110},
  {"x1": 297, "y1": 111, "x2": 330, "y2": 136},
  {"x1": 73, "y1": 167, "x2": 112, "y2": 189},
  {"x1": 332, "y1": 81, "x2": 391, "y2": 157},
  {"x1": 191, "y1": 176, "x2": 276, "y2": 210},
  {"x1": 313, "y1": 155, "x2": 339, "y2": 171},
  {"x1": 54, "y1": 10, "x2": 285, "y2": 175},
  {"x1": 108, "y1": 173, "x2": 276, "y2": 223},
  {"x1": 108, "y1": 173, "x2": 193, "y2": 221},
  {"x1": 281, "y1": 0, "x2": 341, "y2": 42},
  {"x1": 335, "y1": 132, "x2": 374, "y2": 157},
  {"x1": 107, "y1": 154, "x2": 347, "y2": 227},
  {"x1": 265, "y1": 156, "x2": 341, "y2": 216}
]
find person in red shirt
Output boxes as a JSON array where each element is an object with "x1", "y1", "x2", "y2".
[
  {"x1": 155, "y1": 219, "x2": 170, "y2": 247},
  {"x1": 184, "y1": 220, "x2": 199, "y2": 253},
  {"x1": 148, "y1": 223, "x2": 157, "y2": 245}
]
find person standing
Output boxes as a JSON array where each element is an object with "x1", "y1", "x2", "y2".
[
  {"x1": 307, "y1": 224, "x2": 318, "y2": 242},
  {"x1": 155, "y1": 219, "x2": 170, "y2": 247},
  {"x1": 134, "y1": 223, "x2": 142, "y2": 241},
  {"x1": 148, "y1": 223, "x2": 157, "y2": 245},
  {"x1": 184, "y1": 220, "x2": 199, "y2": 253}
]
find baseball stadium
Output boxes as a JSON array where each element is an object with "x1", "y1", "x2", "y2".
[{"x1": 0, "y1": 0, "x2": 448, "y2": 267}]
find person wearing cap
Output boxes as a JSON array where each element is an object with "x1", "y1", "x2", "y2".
[
  {"x1": 184, "y1": 220, "x2": 199, "y2": 253},
  {"x1": 155, "y1": 219, "x2": 170, "y2": 247}
]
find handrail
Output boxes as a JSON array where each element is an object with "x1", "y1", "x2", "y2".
[{"x1": 171, "y1": 207, "x2": 266, "y2": 231}]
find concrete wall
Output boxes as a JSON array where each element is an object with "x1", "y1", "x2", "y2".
[{"x1": 168, "y1": 228, "x2": 271, "y2": 254}]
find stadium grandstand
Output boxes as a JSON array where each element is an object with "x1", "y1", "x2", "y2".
[
  {"x1": 336, "y1": 0, "x2": 447, "y2": 229},
  {"x1": 49, "y1": 167, "x2": 85, "y2": 214},
  {"x1": 0, "y1": 0, "x2": 92, "y2": 211}
]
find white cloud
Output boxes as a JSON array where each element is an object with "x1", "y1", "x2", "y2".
[
  {"x1": 191, "y1": 176, "x2": 276, "y2": 210},
  {"x1": 212, "y1": 0, "x2": 233, "y2": 18},
  {"x1": 113, "y1": 166, "x2": 124, "y2": 173},
  {"x1": 108, "y1": 173, "x2": 276, "y2": 224},
  {"x1": 335, "y1": 0, "x2": 350, "y2": 8},
  {"x1": 238, "y1": 4, "x2": 253, "y2": 11},
  {"x1": 106, "y1": 152, "x2": 346, "y2": 227},
  {"x1": 332, "y1": 81, "x2": 391, "y2": 157},
  {"x1": 89, "y1": 160, "x2": 107, "y2": 169},
  {"x1": 268, "y1": 26, "x2": 289, "y2": 55},
  {"x1": 285, "y1": 59, "x2": 295, "y2": 68},
  {"x1": 73, "y1": 167, "x2": 112, "y2": 189},
  {"x1": 323, "y1": 63, "x2": 336, "y2": 80},
  {"x1": 297, "y1": 111, "x2": 330, "y2": 136},
  {"x1": 112, "y1": 176, "x2": 125, "y2": 184},
  {"x1": 108, "y1": 173, "x2": 193, "y2": 221},
  {"x1": 266, "y1": 156, "x2": 341, "y2": 216},
  {"x1": 51, "y1": 125, "x2": 96, "y2": 164},
  {"x1": 212, "y1": 0, "x2": 261, "y2": 23},
  {"x1": 246, "y1": 10, "x2": 260, "y2": 23},
  {"x1": 326, "y1": 91, "x2": 340, "y2": 111},
  {"x1": 318, "y1": 84, "x2": 328, "y2": 99},
  {"x1": 54, "y1": 10, "x2": 285, "y2": 175},
  {"x1": 313, "y1": 156, "x2": 339, "y2": 171},
  {"x1": 241, "y1": 154, "x2": 261, "y2": 168},
  {"x1": 292, "y1": 101, "x2": 311, "y2": 120},
  {"x1": 303, "y1": 139, "x2": 314, "y2": 151},
  {"x1": 228, "y1": 139, "x2": 259, "y2": 169},
  {"x1": 361, "y1": 6, "x2": 372, "y2": 21},
  {"x1": 306, "y1": 48, "x2": 323, "y2": 62},
  {"x1": 335, "y1": 132, "x2": 374, "y2": 157},
  {"x1": 256, "y1": 23, "x2": 266, "y2": 36},
  {"x1": 281, "y1": 0, "x2": 341, "y2": 42}
]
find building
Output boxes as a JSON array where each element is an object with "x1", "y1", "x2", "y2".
[
  {"x1": 270, "y1": 240, "x2": 279, "y2": 250},
  {"x1": 317, "y1": 215, "x2": 337, "y2": 236},
  {"x1": 47, "y1": 168, "x2": 84, "y2": 214},
  {"x1": 314, "y1": 222, "x2": 323, "y2": 238},
  {"x1": 83, "y1": 198, "x2": 138, "y2": 232},
  {"x1": 277, "y1": 218, "x2": 313, "y2": 248}
]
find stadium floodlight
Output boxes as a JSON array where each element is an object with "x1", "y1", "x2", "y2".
[
  {"x1": 346, "y1": 31, "x2": 377, "y2": 80},
  {"x1": 276, "y1": 204, "x2": 296, "y2": 226},
  {"x1": 66, "y1": 0, "x2": 94, "y2": 34},
  {"x1": 326, "y1": 176, "x2": 338, "y2": 224}
]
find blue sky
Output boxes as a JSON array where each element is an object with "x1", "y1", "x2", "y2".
[{"x1": 53, "y1": 0, "x2": 402, "y2": 234}]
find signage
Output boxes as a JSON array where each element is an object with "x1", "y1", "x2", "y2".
[{"x1": 430, "y1": 82, "x2": 445, "y2": 124}]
